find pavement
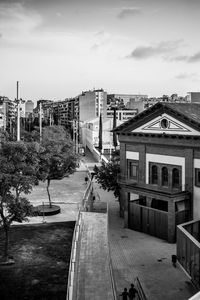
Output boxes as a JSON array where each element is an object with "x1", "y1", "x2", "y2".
[
  {"x1": 93, "y1": 182, "x2": 197, "y2": 300},
  {"x1": 12, "y1": 149, "x2": 198, "y2": 299},
  {"x1": 78, "y1": 150, "x2": 197, "y2": 300},
  {"x1": 75, "y1": 212, "x2": 114, "y2": 300},
  {"x1": 13, "y1": 168, "x2": 88, "y2": 225}
]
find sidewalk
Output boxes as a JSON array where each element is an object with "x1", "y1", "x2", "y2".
[
  {"x1": 92, "y1": 182, "x2": 197, "y2": 300},
  {"x1": 76, "y1": 212, "x2": 114, "y2": 300}
]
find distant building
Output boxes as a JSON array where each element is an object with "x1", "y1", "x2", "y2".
[
  {"x1": 107, "y1": 109, "x2": 138, "y2": 122},
  {"x1": 0, "y1": 96, "x2": 15, "y2": 130},
  {"x1": 25, "y1": 100, "x2": 34, "y2": 118},
  {"x1": 108, "y1": 94, "x2": 148, "y2": 106},
  {"x1": 187, "y1": 92, "x2": 200, "y2": 103},
  {"x1": 79, "y1": 89, "x2": 107, "y2": 122},
  {"x1": 126, "y1": 99, "x2": 145, "y2": 113},
  {"x1": 82, "y1": 117, "x2": 115, "y2": 153}
]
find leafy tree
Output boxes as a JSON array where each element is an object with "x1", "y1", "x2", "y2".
[
  {"x1": 0, "y1": 141, "x2": 40, "y2": 261},
  {"x1": 112, "y1": 107, "x2": 118, "y2": 150},
  {"x1": 93, "y1": 159, "x2": 120, "y2": 198},
  {"x1": 38, "y1": 126, "x2": 78, "y2": 208}
]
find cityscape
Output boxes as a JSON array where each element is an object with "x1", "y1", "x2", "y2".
[{"x1": 1, "y1": 0, "x2": 200, "y2": 300}]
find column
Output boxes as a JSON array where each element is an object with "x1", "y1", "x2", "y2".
[{"x1": 168, "y1": 200, "x2": 176, "y2": 243}]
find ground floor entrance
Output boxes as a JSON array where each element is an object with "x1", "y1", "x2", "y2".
[
  {"x1": 129, "y1": 199, "x2": 168, "y2": 240},
  {"x1": 120, "y1": 188, "x2": 191, "y2": 243}
]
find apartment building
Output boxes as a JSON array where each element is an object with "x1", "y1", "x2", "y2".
[{"x1": 79, "y1": 89, "x2": 107, "y2": 122}]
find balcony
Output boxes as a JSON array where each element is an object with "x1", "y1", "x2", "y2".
[
  {"x1": 118, "y1": 174, "x2": 189, "y2": 199},
  {"x1": 177, "y1": 220, "x2": 200, "y2": 289}
]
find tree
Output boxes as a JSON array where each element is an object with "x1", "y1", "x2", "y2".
[
  {"x1": 93, "y1": 159, "x2": 120, "y2": 198},
  {"x1": 112, "y1": 107, "x2": 118, "y2": 150},
  {"x1": 38, "y1": 126, "x2": 78, "y2": 208},
  {"x1": 0, "y1": 141, "x2": 40, "y2": 261}
]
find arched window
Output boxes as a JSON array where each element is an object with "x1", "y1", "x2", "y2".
[
  {"x1": 172, "y1": 168, "x2": 180, "y2": 188},
  {"x1": 162, "y1": 167, "x2": 168, "y2": 186},
  {"x1": 152, "y1": 165, "x2": 158, "y2": 184}
]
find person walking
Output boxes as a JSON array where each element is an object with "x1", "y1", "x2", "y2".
[
  {"x1": 129, "y1": 283, "x2": 138, "y2": 299},
  {"x1": 120, "y1": 288, "x2": 129, "y2": 300}
]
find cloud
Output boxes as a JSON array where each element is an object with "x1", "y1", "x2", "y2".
[
  {"x1": 118, "y1": 7, "x2": 141, "y2": 19},
  {"x1": 170, "y1": 51, "x2": 200, "y2": 63},
  {"x1": 127, "y1": 40, "x2": 183, "y2": 59},
  {"x1": 91, "y1": 30, "x2": 111, "y2": 50},
  {"x1": 175, "y1": 72, "x2": 200, "y2": 81},
  {"x1": 0, "y1": 2, "x2": 42, "y2": 37}
]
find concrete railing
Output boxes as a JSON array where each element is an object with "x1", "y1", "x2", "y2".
[
  {"x1": 134, "y1": 276, "x2": 147, "y2": 300},
  {"x1": 106, "y1": 202, "x2": 119, "y2": 300},
  {"x1": 66, "y1": 210, "x2": 83, "y2": 300},
  {"x1": 66, "y1": 179, "x2": 94, "y2": 300},
  {"x1": 81, "y1": 180, "x2": 93, "y2": 211}
]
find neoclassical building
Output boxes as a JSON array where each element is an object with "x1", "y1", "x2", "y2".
[{"x1": 114, "y1": 102, "x2": 200, "y2": 243}]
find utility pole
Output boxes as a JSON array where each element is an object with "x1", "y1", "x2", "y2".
[
  {"x1": 16, "y1": 81, "x2": 20, "y2": 141},
  {"x1": 39, "y1": 102, "x2": 42, "y2": 143}
]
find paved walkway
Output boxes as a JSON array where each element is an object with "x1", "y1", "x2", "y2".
[
  {"x1": 76, "y1": 212, "x2": 113, "y2": 300},
  {"x1": 92, "y1": 182, "x2": 197, "y2": 300}
]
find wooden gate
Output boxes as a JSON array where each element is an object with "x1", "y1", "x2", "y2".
[{"x1": 129, "y1": 201, "x2": 168, "y2": 240}]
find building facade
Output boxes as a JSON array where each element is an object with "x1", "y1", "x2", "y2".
[
  {"x1": 0, "y1": 96, "x2": 15, "y2": 130},
  {"x1": 187, "y1": 92, "x2": 200, "y2": 103},
  {"x1": 115, "y1": 102, "x2": 200, "y2": 243},
  {"x1": 79, "y1": 89, "x2": 107, "y2": 122},
  {"x1": 25, "y1": 100, "x2": 34, "y2": 118},
  {"x1": 107, "y1": 109, "x2": 138, "y2": 122}
]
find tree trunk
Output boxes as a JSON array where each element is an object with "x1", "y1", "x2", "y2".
[
  {"x1": 4, "y1": 225, "x2": 9, "y2": 261},
  {"x1": 46, "y1": 179, "x2": 52, "y2": 208}
]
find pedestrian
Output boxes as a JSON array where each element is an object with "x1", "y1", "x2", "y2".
[
  {"x1": 120, "y1": 288, "x2": 129, "y2": 300},
  {"x1": 129, "y1": 283, "x2": 138, "y2": 299}
]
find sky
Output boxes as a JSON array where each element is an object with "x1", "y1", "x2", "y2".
[{"x1": 1, "y1": 0, "x2": 200, "y2": 101}]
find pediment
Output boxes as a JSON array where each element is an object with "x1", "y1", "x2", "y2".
[{"x1": 131, "y1": 113, "x2": 200, "y2": 135}]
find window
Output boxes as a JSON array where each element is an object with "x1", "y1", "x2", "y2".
[
  {"x1": 172, "y1": 168, "x2": 180, "y2": 188},
  {"x1": 160, "y1": 118, "x2": 169, "y2": 129},
  {"x1": 195, "y1": 168, "x2": 200, "y2": 187},
  {"x1": 151, "y1": 165, "x2": 158, "y2": 184},
  {"x1": 127, "y1": 160, "x2": 138, "y2": 181},
  {"x1": 162, "y1": 167, "x2": 168, "y2": 186},
  {"x1": 149, "y1": 162, "x2": 182, "y2": 190}
]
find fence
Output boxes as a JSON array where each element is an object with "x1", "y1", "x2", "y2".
[
  {"x1": 107, "y1": 202, "x2": 118, "y2": 300},
  {"x1": 66, "y1": 210, "x2": 83, "y2": 300},
  {"x1": 177, "y1": 220, "x2": 200, "y2": 289}
]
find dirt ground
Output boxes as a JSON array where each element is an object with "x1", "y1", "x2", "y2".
[{"x1": 0, "y1": 221, "x2": 75, "y2": 300}]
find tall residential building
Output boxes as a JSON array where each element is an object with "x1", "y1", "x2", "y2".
[
  {"x1": 25, "y1": 100, "x2": 34, "y2": 118},
  {"x1": 0, "y1": 96, "x2": 15, "y2": 130},
  {"x1": 187, "y1": 92, "x2": 200, "y2": 103},
  {"x1": 79, "y1": 89, "x2": 107, "y2": 122}
]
